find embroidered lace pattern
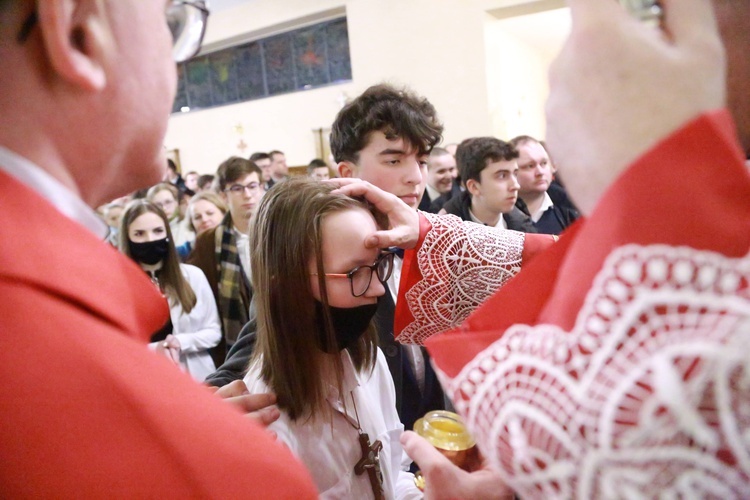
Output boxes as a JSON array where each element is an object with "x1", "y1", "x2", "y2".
[
  {"x1": 437, "y1": 244, "x2": 750, "y2": 499},
  {"x1": 398, "y1": 212, "x2": 525, "y2": 345}
]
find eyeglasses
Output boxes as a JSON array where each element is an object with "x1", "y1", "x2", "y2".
[
  {"x1": 225, "y1": 182, "x2": 262, "y2": 195},
  {"x1": 312, "y1": 252, "x2": 395, "y2": 298},
  {"x1": 16, "y1": 2, "x2": 209, "y2": 64},
  {"x1": 168, "y1": 1, "x2": 210, "y2": 63}
]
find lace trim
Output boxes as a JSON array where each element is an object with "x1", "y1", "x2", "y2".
[
  {"x1": 438, "y1": 244, "x2": 750, "y2": 498},
  {"x1": 399, "y1": 212, "x2": 525, "y2": 345}
]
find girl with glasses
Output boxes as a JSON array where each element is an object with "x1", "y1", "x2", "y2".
[
  {"x1": 244, "y1": 178, "x2": 421, "y2": 499},
  {"x1": 120, "y1": 200, "x2": 221, "y2": 382}
]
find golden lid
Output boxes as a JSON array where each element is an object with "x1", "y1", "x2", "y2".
[{"x1": 413, "y1": 410, "x2": 476, "y2": 451}]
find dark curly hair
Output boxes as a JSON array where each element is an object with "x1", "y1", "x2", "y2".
[{"x1": 330, "y1": 83, "x2": 444, "y2": 164}]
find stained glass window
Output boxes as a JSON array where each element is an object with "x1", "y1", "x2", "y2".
[
  {"x1": 263, "y1": 34, "x2": 296, "y2": 96},
  {"x1": 175, "y1": 18, "x2": 352, "y2": 113},
  {"x1": 235, "y1": 42, "x2": 266, "y2": 100},
  {"x1": 293, "y1": 25, "x2": 329, "y2": 89}
]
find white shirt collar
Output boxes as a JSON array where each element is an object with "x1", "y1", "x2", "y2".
[
  {"x1": 232, "y1": 226, "x2": 252, "y2": 281},
  {"x1": 468, "y1": 208, "x2": 507, "y2": 229},
  {"x1": 530, "y1": 191, "x2": 554, "y2": 223},
  {"x1": 0, "y1": 146, "x2": 108, "y2": 239},
  {"x1": 386, "y1": 254, "x2": 403, "y2": 305}
]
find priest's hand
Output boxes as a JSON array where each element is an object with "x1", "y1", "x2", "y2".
[
  {"x1": 327, "y1": 178, "x2": 420, "y2": 250},
  {"x1": 210, "y1": 380, "x2": 281, "y2": 429},
  {"x1": 401, "y1": 431, "x2": 513, "y2": 500},
  {"x1": 155, "y1": 334, "x2": 181, "y2": 365},
  {"x1": 545, "y1": 0, "x2": 725, "y2": 215}
]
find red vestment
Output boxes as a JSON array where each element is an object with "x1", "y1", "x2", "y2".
[
  {"x1": 397, "y1": 111, "x2": 750, "y2": 497},
  {"x1": 0, "y1": 172, "x2": 317, "y2": 498}
]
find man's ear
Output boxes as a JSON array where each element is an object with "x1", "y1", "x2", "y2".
[
  {"x1": 465, "y1": 178, "x2": 481, "y2": 197},
  {"x1": 338, "y1": 161, "x2": 357, "y2": 179},
  {"x1": 37, "y1": 0, "x2": 108, "y2": 91}
]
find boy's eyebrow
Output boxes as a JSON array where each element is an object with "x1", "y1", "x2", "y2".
[
  {"x1": 378, "y1": 148, "x2": 407, "y2": 156},
  {"x1": 488, "y1": 165, "x2": 515, "y2": 173}
]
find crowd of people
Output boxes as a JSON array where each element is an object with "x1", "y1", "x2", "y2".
[
  {"x1": 97, "y1": 91, "x2": 574, "y2": 398},
  {"x1": 2, "y1": 0, "x2": 749, "y2": 498}
]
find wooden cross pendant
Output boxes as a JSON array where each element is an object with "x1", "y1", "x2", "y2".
[{"x1": 354, "y1": 432, "x2": 385, "y2": 500}]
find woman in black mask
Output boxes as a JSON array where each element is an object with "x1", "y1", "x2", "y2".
[
  {"x1": 243, "y1": 179, "x2": 420, "y2": 499},
  {"x1": 119, "y1": 200, "x2": 221, "y2": 382}
]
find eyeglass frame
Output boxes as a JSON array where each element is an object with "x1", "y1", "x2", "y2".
[
  {"x1": 16, "y1": 1, "x2": 209, "y2": 63},
  {"x1": 224, "y1": 181, "x2": 262, "y2": 195},
  {"x1": 311, "y1": 251, "x2": 395, "y2": 298},
  {"x1": 168, "y1": 1, "x2": 210, "y2": 63}
]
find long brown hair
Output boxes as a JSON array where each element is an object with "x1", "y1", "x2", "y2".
[
  {"x1": 119, "y1": 200, "x2": 197, "y2": 314},
  {"x1": 250, "y1": 178, "x2": 378, "y2": 421}
]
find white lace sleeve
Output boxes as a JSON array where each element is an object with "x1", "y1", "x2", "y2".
[
  {"x1": 438, "y1": 244, "x2": 750, "y2": 499},
  {"x1": 398, "y1": 212, "x2": 525, "y2": 345}
]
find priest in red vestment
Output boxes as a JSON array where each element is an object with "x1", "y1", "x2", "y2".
[
  {"x1": 0, "y1": 2, "x2": 316, "y2": 497},
  {"x1": 334, "y1": 0, "x2": 750, "y2": 497}
]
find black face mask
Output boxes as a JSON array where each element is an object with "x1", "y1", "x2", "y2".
[
  {"x1": 129, "y1": 238, "x2": 170, "y2": 266},
  {"x1": 315, "y1": 300, "x2": 378, "y2": 353}
]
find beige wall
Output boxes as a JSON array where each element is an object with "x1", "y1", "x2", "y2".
[
  {"x1": 165, "y1": 0, "x2": 565, "y2": 174},
  {"x1": 346, "y1": 0, "x2": 491, "y2": 146},
  {"x1": 484, "y1": 7, "x2": 568, "y2": 141},
  {"x1": 485, "y1": 23, "x2": 549, "y2": 141},
  {"x1": 165, "y1": 83, "x2": 356, "y2": 173}
]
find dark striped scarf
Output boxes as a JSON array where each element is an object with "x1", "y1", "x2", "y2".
[{"x1": 214, "y1": 216, "x2": 251, "y2": 346}]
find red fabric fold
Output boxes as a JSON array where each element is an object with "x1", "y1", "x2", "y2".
[
  {"x1": 0, "y1": 171, "x2": 169, "y2": 341},
  {"x1": 427, "y1": 109, "x2": 750, "y2": 378}
]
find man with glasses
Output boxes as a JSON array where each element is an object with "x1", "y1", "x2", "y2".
[
  {"x1": 0, "y1": 1, "x2": 315, "y2": 497},
  {"x1": 189, "y1": 157, "x2": 263, "y2": 366}
]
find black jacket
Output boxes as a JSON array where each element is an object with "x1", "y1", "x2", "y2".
[
  {"x1": 204, "y1": 309, "x2": 258, "y2": 388},
  {"x1": 442, "y1": 190, "x2": 538, "y2": 233},
  {"x1": 420, "y1": 181, "x2": 462, "y2": 214},
  {"x1": 373, "y1": 292, "x2": 446, "y2": 431},
  {"x1": 548, "y1": 181, "x2": 580, "y2": 219},
  {"x1": 516, "y1": 185, "x2": 579, "y2": 235}
]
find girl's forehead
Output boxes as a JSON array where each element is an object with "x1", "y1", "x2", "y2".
[
  {"x1": 132, "y1": 211, "x2": 165, "y2": 227},
  {"x1": 319, "y1": 208, "x2": 378, "y2": 263}
]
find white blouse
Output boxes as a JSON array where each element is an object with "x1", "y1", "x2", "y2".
[
  {"x1": 244, "y1": 349, "x2": 423, "y2": 500},
  {"x1": 168, "y1": 264, "x2": 221, "y2": 382}
]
